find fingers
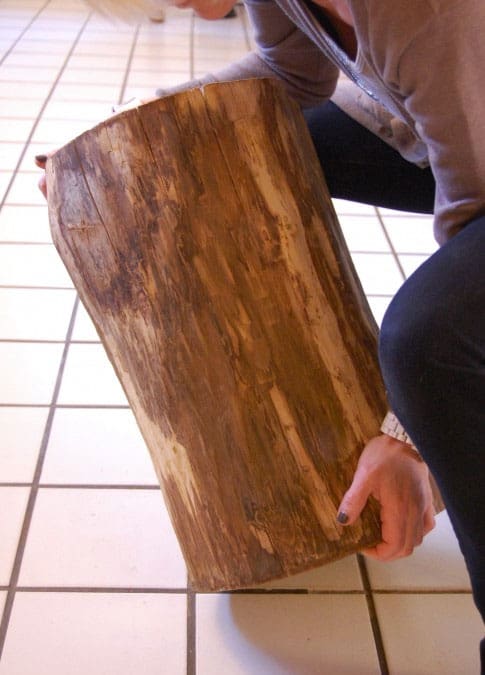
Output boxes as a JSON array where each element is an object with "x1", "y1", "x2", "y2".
[
  {"x1": 35, "y1": 154, "x2": 48, "y2": 169},
  {"x1": 362, "y1": 500, "x2": 436, "y2": 562},
  {"x1": 378, "y1": 502, "x2": 422, "y2": 560},
  {"x1": 339, "y1": 435, "x2": 438, "y2": 562},
  {"x1": 35, "y1": 153, "x2": 53, "y2": 199},
  {"x1": 423, "y1": 504, "x2": 436, "y2": 536},
  {"x1": 336, "y1": 467, "x2": 371, "y2": 527},
  {"x1": 38, "y1": 174, "x2": 47, "y2": 199}
]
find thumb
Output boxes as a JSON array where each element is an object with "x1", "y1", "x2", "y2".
[{"x1": 337, "y1": 471, "x2": 372, "y2": 526}]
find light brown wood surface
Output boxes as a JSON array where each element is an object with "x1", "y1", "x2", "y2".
[{"x1": 47, "y1": 79, "x2": 421, "y2": 591}]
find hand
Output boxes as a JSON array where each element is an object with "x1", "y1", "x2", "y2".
[
  {"x1": 337, "y1": 434, "x2": 436, "y2": 560},
  {"x1": 35, "y1": 154, "x2": 50, "y2": 199}
]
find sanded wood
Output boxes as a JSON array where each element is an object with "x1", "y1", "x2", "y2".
[{"x1": 46, "y1": 79, "x2": 436, "y2": 591}]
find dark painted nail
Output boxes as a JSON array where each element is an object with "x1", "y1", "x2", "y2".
[
  {"x1": 35, "y1": 154, "x2": 48, "y2": 163},
  {"x1": 337, "y1": 511, "x2": 349, "y2": 524}
]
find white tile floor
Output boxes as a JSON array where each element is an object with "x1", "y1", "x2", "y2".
[{"x1": 0, "y1": 1, "x2": 482, "y2": 674}]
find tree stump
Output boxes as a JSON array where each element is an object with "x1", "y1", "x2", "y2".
[{"x1": 46, "y1": 79, "x2": 423, "y2": 591}]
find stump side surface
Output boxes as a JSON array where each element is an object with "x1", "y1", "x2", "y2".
[{"x1": 47, "y1": 79, "x2": 388, "y2": 591}]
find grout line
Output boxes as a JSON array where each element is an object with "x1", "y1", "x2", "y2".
[
  {"x1": 219, "y1": 588, "x2": 361, "y2": 595},
  {"x1": 0, "y1": 0, "x2": 52, "y2": 68},
  {"x1": 186, "y1": 591, "x2": 196, "y2": 675},
  {"x1": 357, "y1": 554, "x2": 390, "y2": 675},
  {"x1": 116, "y1": 23, "x2": 141, "y2": 106},
  {"x1": 0, "y1": 295, "x2": 80, "y2": 659},
  {"x1": 0, "y1": 583, "x2": 472, "y2": 596},
  {"x1": 374, "y1": 207, "x2": 406, "y2": 281},
  {"x1": 371, "y1": 588, "x2": 473, "y2": 595}
]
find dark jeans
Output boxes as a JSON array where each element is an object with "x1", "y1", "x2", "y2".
[{"x1": 305, "y1": 101, "x2": 485, "y2": 669}]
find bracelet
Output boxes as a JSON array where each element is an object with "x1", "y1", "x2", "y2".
[{"x1": 380, "y1": 411, "x2": 420, "y2": 455}]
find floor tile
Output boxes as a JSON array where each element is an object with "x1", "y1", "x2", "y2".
[
  {"x1": 125, "y1": 70, "x2": 189, "y2": 93},
  {"x1": 41, "y1": 98, "x2": 111, "y2": 121},
  {"x1": 0, "y1": 80, "x2": 52, "y2": 99},
  {"x1": 0, "y1": 287, "x2": 75, "y2": 339},
  {"x1": 197, "y1": 593, "x2": 379, "y2": 674},
  {"x1": 258, "y1": 555, "x2": 363, "y2": 591},
  {"x1": 5, "y1": 172, "x2": 55, "y2": 206},
  {"x1": 30, "y1": 118, "x2": 96, "y2": 145},
  {"x1": 0, "y1": 99, "x2": 43, "y2": 118},
  {"x1": 332, "y1": 199, "x2": 377, "y2": 216},
  {"x1": 0, "y1": 171, "x2": 11, "y2": 201},
  {"x1": 0, "y1": 342, "x2": 63, "y2": 404},
  {"x1": 0, "y1": 66, "x2": 60, "y2": 84},
  {"x1": 339, "y1": 214, "x2": 390, "y2": 252},
  {"x1": 350, "y1": 253, "x2": 404, "y2": 295},
  {"x1": 131, "y1": 50, "x2": 190, "y2": 70},
  {"x1": 51, "y1": 82, "x2": 121, "y2": 102},
  {"x1": 12, "y1": 41, "x2": 72, "y2": 56},
  {"x1": 0, "y1": 487, "x2": 30, "y2": 585},
  {"x1": 58, "y1": 343, "x2": 128, "y2": 405},
  {"x1": 126, "y1": 68, "x2": 190, "y2": 89},
  {"x1": 2, "y1": 51, "x2": 67, "y2": 67},
  {"x1": 194, "y1": 55, "x2": 249, "y2": 71},
  {"x1": 375, "y1": 593, "x2": 483, "y2": 675},
  {"x1": 66, "y1": 53, "x2": 131, "y2": 69},
  {"x1": 380, "y1": 214, "x2": 438, "y2": 254},
  {"x1": 365, "y1": 511, "x2": 471, "y2": 591},
  {"x1": 0, "y1": 205, "x2": 51, "y2": 243},
  {"x1": 0, "y1": 243, "x2": 73, "y2": 287},
  {"x1": 42, "y1": 407, "x2": 158, "y2": 485},
  {"x1": 366, "y1": 295, "x2": 392, "y2": 327},
  {"x1": 19, "y1": 488, "x2": 187, "y2": 587},
  {"x1": 0, "y1": 143, "x2": 25, "y2": 171},
  {"x1": 0, "y1": 592, "x2": 187, "y2": 675},
  {"x1": 0, "y1": 407, "x2": 47, "y2": 483},
  {"x1": 71, "y1": 300, "x2": 100, "y2": 341},
  {"x1": 71, "y1": 42, "x2": 131, "y2": 58},
  {"x1": 399, "y1": 253, "x2": 429, "y2": 279},
  {"x1": 58, "y1": 67, "x2": 125, "y2": 87}
]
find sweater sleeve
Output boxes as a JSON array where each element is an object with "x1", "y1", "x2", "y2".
[
  {"x1": 158, "y1": 0, "x2": 338, "y2": 109},
  {"x1": 395, "y1": 1, "x2": 485, "y2": 244}
]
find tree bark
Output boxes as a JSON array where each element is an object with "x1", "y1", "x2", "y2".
[{"x1": 46, "y1": 78, "x2": 439, "y2": 591}]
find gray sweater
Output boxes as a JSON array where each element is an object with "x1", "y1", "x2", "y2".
[{"x1": 161, "y1": 0, "x2": 485, "y2": 245}]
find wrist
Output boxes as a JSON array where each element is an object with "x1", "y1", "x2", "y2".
[{"x1": 380, "y1": 411, "x2": 422, "y2": 458}]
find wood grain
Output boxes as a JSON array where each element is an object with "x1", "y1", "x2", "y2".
[{"x1": 47, "y1": 79, "x2": 412, "y2": 591}]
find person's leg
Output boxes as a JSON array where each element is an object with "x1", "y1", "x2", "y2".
[
  {"x1": 304, "y1": 100, "x2": 436, "y2": 213},
  {"x1": 378, "y1": 216, "x2": 485, "y2": 666}
]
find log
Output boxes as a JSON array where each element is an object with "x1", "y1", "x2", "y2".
[{"x1": 46, "y1": 78, "x2": 439, "y2": 591}]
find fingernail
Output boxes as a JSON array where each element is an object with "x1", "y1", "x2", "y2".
[
  {"x1": 337, "y1": 511, "x2": 349, "y2": 524},
  {"x1": 35, "y1": 154, "x2": 48, "y2": 163}
]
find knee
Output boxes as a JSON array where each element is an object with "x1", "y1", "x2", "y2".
[
  {"x1": 379, "y1": 219, "x2": 484, "y2": 409},
  {"x1": 378, "y1": 288, "x2": 431, "y2": 389},
  {"x1": 378, "y1": 276, "x2": 459, "y2": 398}
]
